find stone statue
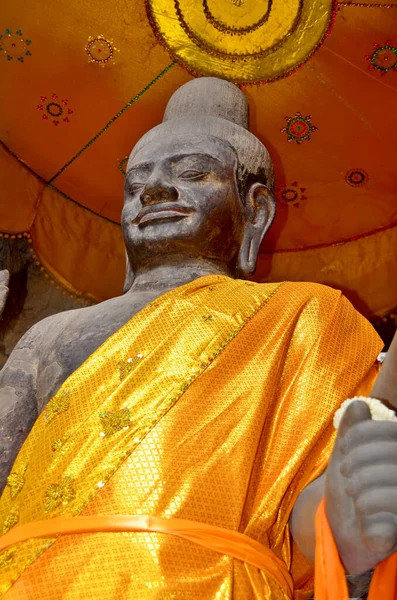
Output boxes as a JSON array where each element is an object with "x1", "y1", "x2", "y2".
[
  {"x1": 0, "y1": 77, "x2": 396, "y2": 600},
  {"x1": 0, "y1": 78, "x2": 276, "y2": 490}
]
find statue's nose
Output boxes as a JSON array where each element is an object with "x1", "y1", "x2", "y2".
[{"x1": 140, "y1": 183, "x2": 178, "y2": 206}]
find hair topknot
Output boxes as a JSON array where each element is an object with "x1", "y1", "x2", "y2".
[{"x1": 128, "y1": 77, "x2": 274, "y2": 192}]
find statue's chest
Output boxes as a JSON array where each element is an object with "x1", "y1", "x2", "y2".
[{"x1": 36, "y1": 305, "x2": 145, "y2": 413}]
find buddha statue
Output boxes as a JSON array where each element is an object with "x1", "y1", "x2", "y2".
[{"x1": 0, "y1": 77, "x2": 396, "y2": 600}]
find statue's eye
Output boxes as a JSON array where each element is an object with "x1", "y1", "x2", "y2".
[
  {"x1": 178, "y1": 170, "x2": 206, "y2": 180},
  {"x1": 128, "y1": 182, "x2": 145, "y2": 194}
]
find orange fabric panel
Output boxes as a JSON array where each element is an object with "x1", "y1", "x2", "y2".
[
  {"x1": 31, "y1": 186, "x2": 124, "y2": 300},
  {"x1": 257, "y1": 223, "x2": 397, "y2": 317},
  {"x1": 0, "y1": 0, "x2": 170, "y2": 181},
  {"x1": 0, "y1": 145, "x2": 42, "y2": 232}
]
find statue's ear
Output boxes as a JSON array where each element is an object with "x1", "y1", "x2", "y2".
[
  {"x1": 123, "y1": 251, "x2": 135, "y2": 293},
  {"x1": 237, "y1": 183, "x2": 275, "y2": 276}
]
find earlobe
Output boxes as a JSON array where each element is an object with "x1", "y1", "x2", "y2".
[
  {"x1": 237, "y1": 183, "x2": 275, "y2": 275},
  {"x1": 123, "y1": 251, "x2": 135, "y2": 293}
]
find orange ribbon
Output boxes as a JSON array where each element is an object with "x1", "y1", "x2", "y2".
[
  {"x1": 0, "y1": 514, "x2": 293, "y2": 597},
  {"x1": 315, "y1": 498, "x2": 397, "y2": 599}
]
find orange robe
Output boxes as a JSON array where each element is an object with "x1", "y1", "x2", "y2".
[{"x1": 0, "y1": 276, "x2": 382, "y2": 599}]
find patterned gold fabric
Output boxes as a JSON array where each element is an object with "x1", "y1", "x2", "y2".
[{"x1": 0, "y1": 276, "x2": 382, "y2": 599}]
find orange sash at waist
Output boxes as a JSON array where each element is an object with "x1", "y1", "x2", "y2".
[{"x1": 0, "y1": 514, "x2": 293, "y2": 597}]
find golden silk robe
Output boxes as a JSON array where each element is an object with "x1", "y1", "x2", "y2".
[{"x1": 0, "y1": 276, "x2": 382, "y2": 599}]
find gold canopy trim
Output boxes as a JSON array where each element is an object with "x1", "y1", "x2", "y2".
[{"x1": 147, "y1": 0, "x2": 335, "y2": 82}]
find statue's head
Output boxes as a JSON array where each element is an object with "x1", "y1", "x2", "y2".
[{"x1": 122, "y1": 77, "x2": 275, "y2": 287}]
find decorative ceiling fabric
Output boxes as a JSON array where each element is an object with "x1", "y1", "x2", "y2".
[{"x1": 1, "y1": 0, "x2": 396, "y2": 316}]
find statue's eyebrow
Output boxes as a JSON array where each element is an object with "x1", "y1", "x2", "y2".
[
  {"x1": 170, "y1": 152, "x2": 223, "y2": 166},
  {"x1": 126, "y1": 162, "x2": 152, "y2": 178}
]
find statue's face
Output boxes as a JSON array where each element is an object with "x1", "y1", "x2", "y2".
[{"x1": 122, "y1": 134, "x2": 245, "y2": 270}]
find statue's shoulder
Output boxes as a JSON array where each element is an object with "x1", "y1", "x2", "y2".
[
  {"x1": 29, "y1": 303, "x2": 93, "y2": 338},
  {"x1": 23, "y1": 295, "x2": 125, "y2": 353}
]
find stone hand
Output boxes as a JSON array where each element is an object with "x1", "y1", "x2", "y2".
[
  {"x1": 325, "y1": 400, "x2": 397, "y2": 574},
  {"x1": 0, "y1": 269, "x2": 9, "y2": 318}
]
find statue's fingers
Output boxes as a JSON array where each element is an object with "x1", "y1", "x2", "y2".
[
  {"x1": 340, "y1": 420, "x2": 397, "y2": 455},
  {"x1": 338, "y1": 401, "x2": 372, "y2": 440},
  {"x1": 360, "y1": 512, "x2": 397, "y2": 555},
  {"x1": 341, "y1": 442, "x2": 397, "y2": 476},
  {"x1": 346, "y1": 465, "x2": 397, "y2": 499},
  {"x1": 355, "y1": 488, "x2": 397, "y2": 517}
]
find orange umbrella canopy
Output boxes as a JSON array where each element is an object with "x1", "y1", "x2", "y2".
[{"x1": 1, "y1": 0, "x2": 396, "y2": 317}]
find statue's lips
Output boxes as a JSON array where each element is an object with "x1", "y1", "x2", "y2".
[{"x1": 136, "y1": 206, "x2": 194, "y2": 225}]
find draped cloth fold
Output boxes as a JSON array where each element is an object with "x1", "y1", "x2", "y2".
[{"x1": 0, "y1": 276, "x2": 383, "y2": 599}]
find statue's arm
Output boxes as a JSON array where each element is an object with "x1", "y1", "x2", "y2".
[
  {"x1": 290, "y1": 472, "x2": 325, "y2": 564},
  {"x1": 290, "y1": 473, "x2": 372, "y2": 598},
  {"x1": 0, "y1": 324, "x2": 40, "y2": 494},
  {"x1": 291, "y1": 331, "x2": 397, "y2": 597}
]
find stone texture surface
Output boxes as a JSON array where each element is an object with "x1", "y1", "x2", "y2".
[{"x1": 0, "y1": 238, "x2": 80, "y2": 370}]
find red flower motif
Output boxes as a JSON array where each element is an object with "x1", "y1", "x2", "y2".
[
  {"x1": 365, "y1": 41, "x2": 397, "y2": 75},
  {"x1": 276, "y1": 182, "x2": 308, "y2": 207},
  {"x1": 37, "y1": 94, "x2": 73, "y2": 125},
  {"x1": 281, "y1": 112, "x2": 318, "y2": 144}
]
